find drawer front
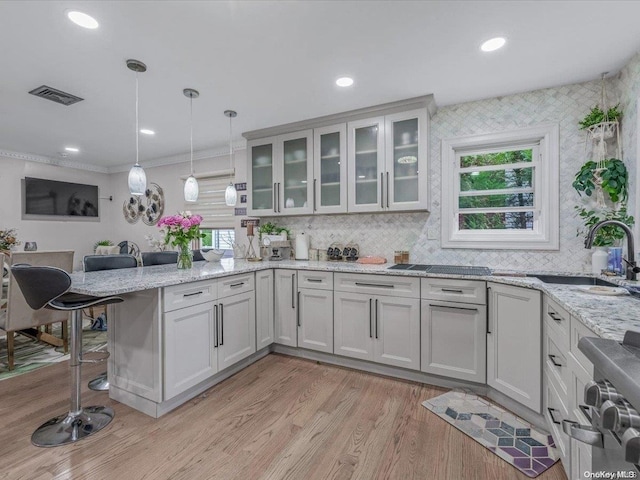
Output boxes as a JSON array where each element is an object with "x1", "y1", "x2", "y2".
[
  {"x1": 544, "y1": 372, "x2": 570, "y2": 463},
  {"x1": 543, "y1": 295, "x2": 570, "y2": 350},
  {"x1": 543, "y1": 322, "x2": 569, "y2": 399},
  {"x1": 570, "y1": 316, "x2": 595, "y2": 374},
  {"x1": 163, "y1": 279, "x2": 217, "y2": 312},
  {"x1": 421, "y1": 278, "x2": 486, "y2": 305},
  {"x1": 298, "y1": 270, "x2": 333, "y2": 290},
  {"x1": 218, "y1": 273, "x2": 254, "y2": 299},
  {"x1": 334, "y1": 273, "x2": 419, "y2": 298},
  {"x1": 567, "y1": 352, "x2": 594, "y2": 423}
]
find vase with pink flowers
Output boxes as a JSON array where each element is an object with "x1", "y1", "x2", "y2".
[{"x1": 157, "y1": 211, "x2": 204, "y2": 269}]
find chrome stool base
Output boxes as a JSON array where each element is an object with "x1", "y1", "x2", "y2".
[
  {"x1": 31, "y1": 406, "x2": 114, "y2": 447},
  {"x1": 88, "y1": 372, "x2": 109, "y2": 391}
]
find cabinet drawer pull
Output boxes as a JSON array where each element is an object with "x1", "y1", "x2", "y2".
[
  {"x1": 306, "y1": 278, "x2": 322, "y2": 283},
  {"x1": 547, "y1": 407, "x2": 562, "y2": 425},
  {"x1": 230, "y1": 282, "x2": 244, "y2": 288},
  {"x1": 440, "y1": 288, "x2": 464, "y2": 294},
  {"x1": 429, "y1": 304, "x2": 478, "y2": 312},
  {"x1": 548, "y1": 354, "x2": 563, "y2": 367},
  {"x1": 579, "y1": 404, "x2": 593, "y2": 423},
  {"x1": 355, "y1": 282, "x2": 394, "y2": 289},
  {"x1": 183, "y1": 291, "x2": 203, "y2": 298},
  {"x1": 547, "y1": 310, "x2": 563, "y2": 322}
]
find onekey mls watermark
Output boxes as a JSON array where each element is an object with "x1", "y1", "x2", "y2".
[{"x1": 584, "y1": 471, "x2": 638, "y2": 479}]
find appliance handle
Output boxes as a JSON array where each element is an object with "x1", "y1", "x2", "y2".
[{"x1": 561, "y1": 420, "x2": 604, "y2": 447}]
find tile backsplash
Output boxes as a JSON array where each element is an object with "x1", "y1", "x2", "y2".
[{"x1": 263, "y1": 52, "x2": 640, "y2": 273}]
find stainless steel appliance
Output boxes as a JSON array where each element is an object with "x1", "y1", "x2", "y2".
[
  {"x1": 387, "y1": 264, "x2": 491, "y2": 276},
  {"x1": 564, "y1": 331, "x2": 640, "y2": 476}
]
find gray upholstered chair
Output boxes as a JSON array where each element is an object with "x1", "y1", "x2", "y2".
[
  {"x1": 82, "y1": 254, "x2": 138, "y2": 391},
  {"x1": 0, "y1": 250, "x2": 74, "y2": 370},
  {"x1": 11, "y1": 264, "x2": 123, "y2": 447},
  {"x1": 141, "y1": 251, "x2": 178, "y2": 266}
]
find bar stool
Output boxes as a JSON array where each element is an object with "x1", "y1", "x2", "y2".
[
  {"x1": 11, "y1": 264, "x2": 123, "y2": 447},
  {"x1": 141, "y1": 251, "x2": 178, "y2": 266},
  {"x1": 83, "y1": 254, "x2": 138, "y2": 391}
]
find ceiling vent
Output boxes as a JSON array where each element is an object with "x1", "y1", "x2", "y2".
[{"x1": 28, "y1": 85, "x2": 84, "y2": 106}]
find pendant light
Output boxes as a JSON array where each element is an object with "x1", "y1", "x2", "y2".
[
  {"x1": 183, "y1": 88, "x2": 200, "y2": 202},
  {"x1": 126, "y1": 59, "x2": 147, "y2": 196},
  {"x1": 224, "y1": 110, "x2": 238, "y2": 206}
]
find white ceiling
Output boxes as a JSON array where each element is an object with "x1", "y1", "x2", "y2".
[{"x1": 1, "y1": 0, "x2": 640, "y2": 172}]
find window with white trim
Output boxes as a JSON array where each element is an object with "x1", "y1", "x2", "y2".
[
  {"x1": 184, "y1": 173, "x2": 235, "y2": 257},
  {"x1": 441, "y1": 125, "x2": 559, "y2": 250}
]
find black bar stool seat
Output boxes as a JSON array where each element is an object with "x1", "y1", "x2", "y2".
[{"x1": 11, "y1": 264, "x2": 123, "y2": 447}]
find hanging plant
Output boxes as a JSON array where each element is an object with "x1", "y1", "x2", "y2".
[
  {"x1": 572, "y1": 158, "x2": 628, "y2": 203},
  {"x1": 575, "y1": 205, "x2": 634, "y2": 247},
  {"x1": 578, "y1": 103, "x2": 622, "y2": 130}
]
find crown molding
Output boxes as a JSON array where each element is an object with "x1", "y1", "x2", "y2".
[
  {"x1": 0, "y1": 149, "x2": 109, "y2": 173},
  {"x1": 107, "y1": 140, "x2": 247, "y2": 173}
]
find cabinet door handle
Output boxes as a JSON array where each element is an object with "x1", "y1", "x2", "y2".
[
  {"x1": 183, "y1": 291, "x2": 203, "y2": 298},
  {"x1": 297, "y1": 291, "x2": 301, "y2": 327},
  {"x1": 273, "y1": 182, "x2": 277, "y2": 213},
  {"x1": 375, "y1": 299, "x2": 379, "y2": 339},
  {"x1": 386, "y1": 172, "x2": 389, "y2": 208},
  {"x1": 440, "y1": 288, "x2": 464, "y2": 294},
  {"x1": 547, "y1": 407, "x2": 562, "y2": 425},
  {"x1": 230, "y1": 282, "x2": 244, "y2": 288},
  {"x1": 214, "y1": 304, "x2": 218, "y2": 348},
  {"x1": 313, "y1": 179, "x2": 317, "y2": 212},
  {"x1": 380, "y1": 172, "x2": 384, "y2": 208},
  {"x1": 428, "y1": 304, "x2": 478, "y2": 312},
  {"x1": 291, "y1": 273, "x2": 296, "y2": 309},
  {"x1": 548, "y1": 354, "x2": 563, "y2": 367},
  {"x1": 355, "y1": 282, "x2": 394, "y2": 289},
  {"x1": 219, "y1": 303, "x2": 224, "y2": 346},
  {"x1": 486, "y1": 286, "x2": 491, "y2": 334},
  {"x1": 369, "y1": 298, "x2": 373, "y2": 338}
]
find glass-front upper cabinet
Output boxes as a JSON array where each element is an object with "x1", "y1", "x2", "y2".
[
  {"x1": 247, "y1": 137, "x2": 276, "y2": 215},
  {"x1": 313, "y1": 124, "x2": 347, "y2": 214},
  {"x1": 278, "y1": 130, "x2": 313, "y2": 215},
  {"x1": 347, "y1": 117, "x2": 385, "y2": 212},
  {"x1": 385, "y1": 109, "x2": 428, "y2": 211}
]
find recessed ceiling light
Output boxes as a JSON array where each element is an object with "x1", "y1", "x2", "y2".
[
  {"x1": 336, "y1": 77, "x2": 354, "y2": 87},
  {"x1": 67, "y1": 11, "x2": 99, "y2": 29},
  {"x1": 140, "y1": 129, "x2": 155, "y2": 135},
  {"x1": 64, "y1": 146, "x2": 79, "y2": 153},
  {"x1": 480, "y1": 37, "x2": 506, "y2": 52}
]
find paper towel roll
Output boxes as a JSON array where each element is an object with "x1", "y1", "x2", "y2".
[{"x1": 295, "y1": 233, "x2": 309, "y2": 260}]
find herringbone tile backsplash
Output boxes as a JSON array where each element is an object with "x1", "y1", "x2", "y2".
[{"x1": 265, "y1": 53, "x2": 640, "y2": 272}]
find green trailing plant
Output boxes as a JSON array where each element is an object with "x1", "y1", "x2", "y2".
[
  {"x1": 257, "y1": 222, "x2": 291, "y2": 239},
  {"x1": 572, "y1": 158, "x2": 628, "y2": 203},
  {"x1": 93, "y1": 239, "x2": 113, "y2": 252},
  {"x1": 575, "y1": 205, "x2": 634, "y2": 247},
  {"x1": 578, "y1": 103, "x2": 622, "y2": 129}
]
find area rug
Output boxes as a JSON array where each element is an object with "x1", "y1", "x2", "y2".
[
  {"x1": 422, "y1": 390, "x2": 559, "y2": 478},
  {"x1": 0, "y1": 321, "x2": 107, "y2": 381}
]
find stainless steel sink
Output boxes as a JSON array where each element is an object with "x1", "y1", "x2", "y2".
[{"x1": 527, "y1": 274, "x2": 618, "y2": 287}]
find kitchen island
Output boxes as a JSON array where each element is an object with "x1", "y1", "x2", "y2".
[{"x1": 69, "y1": 258, "x2": 640, "y2": 418}]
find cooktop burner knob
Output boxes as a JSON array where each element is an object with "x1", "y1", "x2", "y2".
[
  {"x1": 585, "y1": 380, "x2": 624, "y2": 408},
  {"x1": 622, "y1": 428, "x2": 640, "y2": 464},
  {"x1": 600, "y1": 400, "x2": 640, "y2": 432}
]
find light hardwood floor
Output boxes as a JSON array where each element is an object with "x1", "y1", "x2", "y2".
[{"x1": 0, "y1": 353, "x2": 567, "y2": 480}]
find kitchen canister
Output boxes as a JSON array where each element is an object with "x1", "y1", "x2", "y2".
[
  {"x1": 309, "y1": 248, "x2": 319, "y2": 261},
  {"x1": 591, "y1": 247, "x2": 608, "y2": 275},
  {"x1": 295, "y1": 233, "x2": 309, "y2": 260}
]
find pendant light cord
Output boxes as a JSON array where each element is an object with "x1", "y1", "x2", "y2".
[
  {"x1": 135, "y1": 71, "x2": 140, "y2": 167},
  {"x1": 229, "y1": 114, "x2": 233, "y2": 181},
  {"x1": 190, "y1": 94, "x2": 194, "y2": 175}
]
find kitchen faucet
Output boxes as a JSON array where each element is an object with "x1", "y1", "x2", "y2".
[{"x1": 585, "y1": 219, "x2": 640, "y2": 280}]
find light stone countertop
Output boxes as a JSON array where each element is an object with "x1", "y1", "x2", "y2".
[{"x1": 69, "y1": 259, "x2": 640, "y2": 342}]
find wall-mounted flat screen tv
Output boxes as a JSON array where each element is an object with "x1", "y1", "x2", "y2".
[{"x1": 23, "y1": 177, "x2": 99, "y2": 219}]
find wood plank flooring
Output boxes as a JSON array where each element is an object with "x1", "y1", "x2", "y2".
[{"x1": 0, "y1": 353, "x2": 568, "y2": 480}]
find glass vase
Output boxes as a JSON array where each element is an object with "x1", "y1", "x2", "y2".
[{"x1": 177, "y1": 245, "x2": 193, "y2": 270}]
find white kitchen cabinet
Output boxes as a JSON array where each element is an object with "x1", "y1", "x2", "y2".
[
  {"x1": 164, "y1": 302, "x2": 217, "y2": 400},
  {"x1": 421, "y1": 300, "x2": 487, "y2": 383},
  {"x1": 347, "y1": 116, "x2": 386, "y2": 212},
  {"x1": 256, "y1": 269, "x2": 274, "y2": 350},
  {"x1": 487, "y1": 282, "x2": 541, "y2": 412},
  {"x1": 298, "y1": 287, "x2": 333, "y2": 353},
  {"x1": 247, "y1": 136, "x2": 277, "y2": 216},
  {"x1": 274, "y1": 269, "x2": 297, "y2": 346},
  {"x1": 334, "y1": 276, "x2": 420, "y2": 370},
  {"x1": 334, "y1": 290, "x2": 375, "y2": 361},
  {"x1": 313, "y1": 123, "x2": 347, "y2": 214},
  {"x1": 217, "y1": 290, "x2": 256, "y2": 371}
]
